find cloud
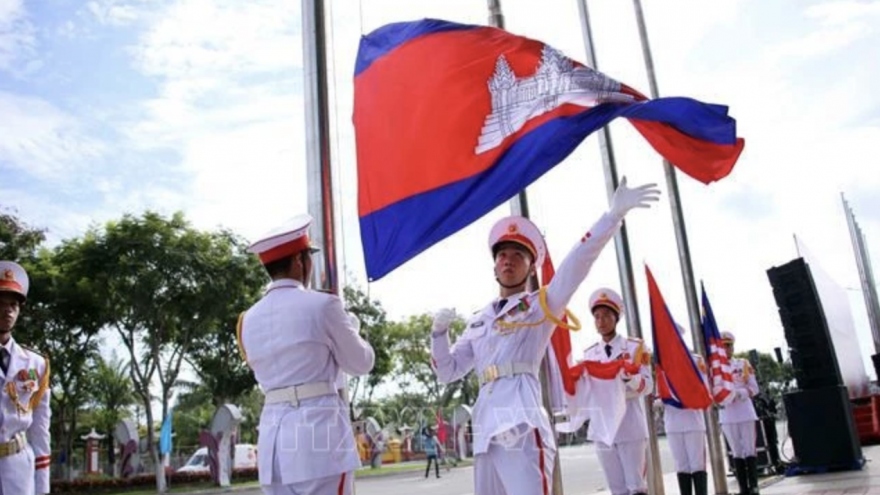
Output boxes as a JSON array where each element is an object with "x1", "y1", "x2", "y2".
[
  {"x1": 0, "y1": 0, "x2": 35, "y2": 74},
  {"x1": 87, "y1": 0, "x2": 140, "y2": 26},
  {"x1": 0, "y1": 90, "x2": 108, "y2": 180}
]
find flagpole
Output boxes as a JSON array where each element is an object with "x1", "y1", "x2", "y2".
[
  {"x1": 630, "y1": 1, "x2": 729, "y2": 492},
  {"x1": 576, "y1": 2, "x2": 665, "y2": 494},
  {"x1": 487, "y1": 3, "x2": 564, "y2": 495},
  {"x1": 304, "y1": 0, "x2": 338, "y2": 295},
  {"x1": 304, "y1": 0, "x2": 356, "y2": 489}
]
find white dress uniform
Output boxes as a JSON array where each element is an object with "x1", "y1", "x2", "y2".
[
  {"x1": 664, "y1": 354, "x2": 709, "y2": 474},
  {"x1": 719, "y1": 357, "x2": 759, "y2": 458},
  {"x1": 0, "y1": 261, "x2": 51, "y2": 495},
  {"x1": 239, "y1": 217, "x2": 375, "y2": 495},
  {"x1": 583, "y1": 332, "x2": 653, "y2": 495},
  {"x1": 432, "y1": 213, "x2": 621, "y2": 495}
]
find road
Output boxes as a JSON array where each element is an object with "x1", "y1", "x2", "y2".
[{"x1": 224, "y1": 438, "x2": 680, "y2": 495}]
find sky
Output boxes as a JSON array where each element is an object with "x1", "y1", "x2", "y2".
[{"x1": 2, "y1": 0, "x2": 880, "y2": 383}]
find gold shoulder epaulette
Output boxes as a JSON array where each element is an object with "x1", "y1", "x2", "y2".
[{"x1": 236, "y1": 312, "x2": 248, "y2": 363}]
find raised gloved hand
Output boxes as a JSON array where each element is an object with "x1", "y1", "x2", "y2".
[
  {"x1": 432, "y1": 308, "x2": 456, "y2": 336},
  {"x1": 608, "y1": 176, "x2": 661, "y2": 220}
]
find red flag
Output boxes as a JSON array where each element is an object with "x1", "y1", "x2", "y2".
[
  {"x1": 355, "y1": 19, "x2": 745, "y2": 281},
  {"x1": 647, "y1": 266, "x2": 712, "y2": 409},
  {"x1": 543, "y1": 251, "x2": 580, "y2": 395},
  {"x1": 435, "y1": 409, "x2": 447, "y2": 445}
]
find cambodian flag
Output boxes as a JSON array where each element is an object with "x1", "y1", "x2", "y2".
[
  {"x1": 647, "y1": 266, "x2": 712, "y2": 409},
  {"x1": 355, "y1": 19, "x2": 745, "y2": 280},
  {"x1": 701, "y1": 283, "x2": 735, "y2": 405}
]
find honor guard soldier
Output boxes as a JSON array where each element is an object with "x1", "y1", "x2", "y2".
[
  {"x1": 718, "y1": 331, "x2": 760, "y2": 495},
  {"x1": 238, "y1": 216, "x2": 375, "y2": 495},
  {"x1": 662, "y1": 324, "x2": 710, "y2": 495},
  {"x1": 0, "y1": 261, "x2": 51, "y2": 495},
  {"x1": 431, "y1": 178, "x2": 660, "y2": 495},
  {"x1": 582, "y1": 288, "x2": 652, "y2": 495}
]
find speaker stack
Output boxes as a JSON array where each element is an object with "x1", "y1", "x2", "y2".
[{"x1": 767, "y1": 258, "x2": 863, "y2": 471}]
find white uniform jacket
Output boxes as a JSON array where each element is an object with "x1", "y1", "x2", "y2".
[
  {"x1": 432, "y1": 213, "x2": 621, "y2": 455},
  {"x1": 582, "y1": 334, "x2": 653, "y2": 444},
  {"x1": 240, "y1": 279, "x2": 374, "y2": 485},
  {"x1": 663, "y1": 354, "x2": 709, "y2": 434},
  {"x1": 718, "y1": 358, "x2": 758, "y2": 425},
  {"x1": 0, "y1": 338, "x2": 51, "y2": 495}
]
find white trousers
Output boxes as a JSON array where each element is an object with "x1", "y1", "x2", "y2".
[
  {"x1": 596, "y1": 439, "x2": 648, "y2": 495},
  {"x1": 474, "y1": 423, "x2": 556, "y2": 495},
  {"x1": 0, "y1": 448, "x2": 34, "y2": 495},
  {"x1": 722, "y1": 421, "x2": 757, "y2": 458},
  {"x1": 261, "y1": 471, "x2": 352, "y2": 495},
  {"x1": 668, "y1": 430, "x2": 706, "y2": 473}
]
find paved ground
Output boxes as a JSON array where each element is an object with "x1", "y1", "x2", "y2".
[{"x1": 176, "y1": 440, "x2": 880, "y2": 495}]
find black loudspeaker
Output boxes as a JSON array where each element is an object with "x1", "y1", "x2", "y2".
[
  {"x1": 783, "y1": 386, "x2": 862, "y2": 469},
  {"x1": 766, "y1": 258, "x2": 843, "y2": 390}
]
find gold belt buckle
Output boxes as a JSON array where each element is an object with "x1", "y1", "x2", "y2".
[{"x1": 483, "y1": 365, "x2": 499, "y2": 384}]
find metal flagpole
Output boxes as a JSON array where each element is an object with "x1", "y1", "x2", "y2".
[
  {"x1": 843, "y1": 194, "x2": 880, "y2": 352},
  {"x1": 630, "y1": 1, "x2": 728, "y2": 493},
  {"x1": 575, "y1": 2, "x2": 665, "y2": 494},
  {"x1": 303, "y1": 2, "x2": 356, "y2": 490},
  {"x1": 303, "y1": 0, "x2": 338, "y2": 295},
  {"x1": 487, "y1": 2, "x2": 564, "y2": 494}
]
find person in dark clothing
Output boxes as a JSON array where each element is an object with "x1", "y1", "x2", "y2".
[{"x1": 423, "y1": 427, "x2": 441, "y2": 479}]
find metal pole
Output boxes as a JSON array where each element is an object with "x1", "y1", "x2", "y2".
[
  {"x1": 576, "y1": 2, "x2": 664, "y2": 494},
  {"x1": 630, "y1": 0, "x2": 728, "y2": 492},
  {"x1": 487, "y1": 0, "x2": 528, "y2": 218},
  {"x1": 303, "y1": 0, "x2": 338, "y2": 294},
  {"x1": 486, "y1": 3, "x2": 561, "y2": 494},
  {"x1": 303, "y1": 1, "x2": 355, "y2": 488},
  {"x1": 843, "y1": 194, "x2": 880, "y2": 351}
]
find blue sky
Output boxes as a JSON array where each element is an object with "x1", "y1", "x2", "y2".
[{"x1": 3, "y1": 0, "x2": 880, "y2": 383}]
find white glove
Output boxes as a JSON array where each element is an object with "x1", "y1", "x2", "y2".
[
  {"x1": 432, "y1": 308, "x2": 455, "y2": 336},
  {"x1": 608, "y1": 176, "x2": 661, "y2": 220}
]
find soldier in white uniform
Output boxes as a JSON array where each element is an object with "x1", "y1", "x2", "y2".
[
  {"x1": 0, "y1": 261, "x2": 51, "y2": 495},
  {"x1": 718, "y1": 331, "x2": 760, "y2": 495},
  {"x1": 582, "y1": 289, "x2": 652, "y2": 495},
  {"x1": 661, "y1": 324, "x2": 710, "y2": 495},
  {"x1": 432, "y1": 178, "x2": 660, "y2": 495},
  {"x1": 238, "y1": 216, "x2": 375, "y2": 495}
]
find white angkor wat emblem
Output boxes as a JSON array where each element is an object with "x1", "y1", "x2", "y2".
[{"x1": 475, "y1": 45, "x2": 635, "y2": 154}]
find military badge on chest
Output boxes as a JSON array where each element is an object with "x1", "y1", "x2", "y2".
[
  {"x1": 4, "y1": 368, "x2": 39, "y2": 415},
  {"x1": 494, "y1": 299, "x2": 532, "y2": 336}
]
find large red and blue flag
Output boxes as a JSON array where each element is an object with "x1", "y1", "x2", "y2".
[
  {"x1": 354, "y1": 19, "x2": 745, "y2": 280},
  {"x1": 701, "y1": 282, "x2": 735, "y2": 405},
  {"x1": 647, "y1": 266, "x2": 712, "y2": 409}
]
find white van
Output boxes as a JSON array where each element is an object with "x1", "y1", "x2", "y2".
[{"x1": 177, "y1": 444, "x2": 258, "y2": 473}]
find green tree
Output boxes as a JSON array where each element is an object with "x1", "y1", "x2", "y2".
[
  {"x1": 76, "y1": 211, "x2": 248, "y2": 492},
  {"x1": 85, "y1": 353, "x2": 137, "y2": 474},
  {"x1": 387, "y1": 313, "x2": 472, "y2": 406},
  {"x1": 0, "y1": 207, "x2": 45, "y2": 260},
  {"x1": 17, "y1": 246, "x2": 104, "y2": 480},
  {"x1": 185, "y1": 231, "x2": 263, "y2": 406},
  {"x1": 343, "y1": 284, "x2": 393, "y2": 405}
]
